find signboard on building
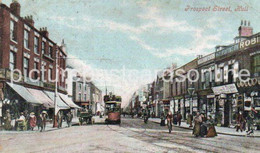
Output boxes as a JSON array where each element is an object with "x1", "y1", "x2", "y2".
[
  {"x1": 198, "y1": 53, "x2": 215, "y2": 65},
  {"x1": 212, "y1": 84, "x2": 238, "y2": 95},
  {"x1": 215, "y1": 44, "x2": 239, "y2": 58},
  {"x1": 240, "y1": 34, "x2": 260, "y2": 49}
]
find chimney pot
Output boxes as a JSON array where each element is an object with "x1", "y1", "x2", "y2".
[{"x1": 10, "y1": 0, "x2": 21, "y2": 16}]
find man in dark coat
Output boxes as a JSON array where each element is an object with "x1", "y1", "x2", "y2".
[
  {"x1": 177, "y1": 112, "x2": 182, "y2": 126},
  {"x1": 66, "y1": 111, "x2": 73, "y2": 127},
  {"x1": 236, "y1": 111, "x2": 245, "y2": 132}
]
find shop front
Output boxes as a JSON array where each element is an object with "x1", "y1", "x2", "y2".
[{"x1": 212, "y1": 84, "x2": 238, "y2": 127}]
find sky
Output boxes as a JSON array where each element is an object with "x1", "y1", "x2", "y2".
[{"x1": 3, "y1": 0, "x2": 260, "y2": 107}]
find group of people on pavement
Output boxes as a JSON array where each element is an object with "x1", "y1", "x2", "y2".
[
  {"x1": 3, "y1": 110, "x2": 48, "y2": 132},
  {"x1": 193, "y1": 112, "x2": 217, "y2": 138},
  {"x1": 235, "y1": 108, "x2": 258, "y2": 135},
  {"x1": 3, "y1": 109, "x2": 73, "y2": 131}
]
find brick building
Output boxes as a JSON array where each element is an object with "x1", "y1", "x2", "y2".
[{"x1": 0, "y1": 1, "x2": 77, "y2": 128}]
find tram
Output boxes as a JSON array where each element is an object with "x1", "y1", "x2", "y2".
[{"x1": 104, "y1": 93, "x2": 122, "y2": 124}]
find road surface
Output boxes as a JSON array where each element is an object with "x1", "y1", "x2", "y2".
[{"x1": 0, "y1": 117, "x2": 260, "y2": 153}]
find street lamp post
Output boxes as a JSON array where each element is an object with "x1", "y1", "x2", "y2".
[{"x1": 53, "y1": 50, "x2": 59, "y2": 128}]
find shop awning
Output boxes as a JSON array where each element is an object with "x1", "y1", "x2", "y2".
[
  {"x1": 27, "y1": 88, "x2": 54, "y2": 108},
  {"x1": 7, "y1": 82, "x2": 42, "y2": 105},
  {"x1": 43, "y1": 91, "x2": 70, "y2": 110},
  {"x1": 59, "y1": 93, "x2": 81, "y2": 109}
]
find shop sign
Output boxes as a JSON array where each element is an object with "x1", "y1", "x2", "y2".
[
  {"x1": 250, "y1": 50, "x2": 260, "y2": 56},
  {"x1": 198, "y1": 53, "x2": 215, "y2": 65},
  {"x1": 212, "y1": 84, "x2": 238, "y2": 95},
  {"x1": 193, "y1": 99, "x2": 198, "y2": 106},
  {"x1": 207, "y1": 94, "x2": 215, "y2": 98},
  {"x1": 216, "y1": 44, "x2": 239, "y2": 58},
  {"x1": 240, "y1": 35, "x2": 260, "y2": 49}
]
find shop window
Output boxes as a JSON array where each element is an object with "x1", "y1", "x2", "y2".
[
  {"x1": 10, "y1": 20, "x2": 17, "y2": 42},
  {"x1": 9, "y1": 51, "x2": 16, "y2": 70},
  {"x1": 252, "y1": 55, "x2": 260, "y2": 77}
]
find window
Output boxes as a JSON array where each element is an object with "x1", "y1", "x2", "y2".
[
  {"x1": 9, "y1": 51, "x2": 16, "y2": 70},
  {"x1": 24, "y1": 30, "x2": 29, "y2": 49},
  {"x1": 78, "y1": 93, "x2": 81, "y2": 101},
  {"x1": 49, "y1": 46, "x2": 53, "y2": 57},
  {"x1": 228, "y1": 65, "x2": 234, "y2": 83},
  {"x1": 41, "y1": 64, "x2": 45, "y2": 81},
  {"x1": 10, "y1": 20, "x2": 17, "y2": 41},
  {"x1": 34, "y1": 37, "x2": 39, "y2": 54},
  {"x1": 79, "y1": 83, "x2": 82, "y2": 90},
  {"x1": 23, "y1": 58, "x2": 29, "y2": 78},
  {"x1": 84, "y1": 94, "x2": 87, "y2": 101},
  {"x1": 85, "y1": 84, "x2": 87, "y2": 91},
  {"x1": 252, "y1": 55, "x2": 260, "y2": 77},
  {"x1": 41, "y1": 41, "x2": 45, "y2": 55},
  {"x1": 48, "y1": 68, "x2": 53, "y2": 80},
  {"x1": 33, "y1": 62, "x2": 39, "y2": 79}
]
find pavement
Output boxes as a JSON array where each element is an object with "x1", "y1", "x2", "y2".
[
  {"x1": 149, "y1": 118, "x2": 260, "y2": 137},
  {"x1": 0, "y1": 117, "x2": 80, "y2": 134}
]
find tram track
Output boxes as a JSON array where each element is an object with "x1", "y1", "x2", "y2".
[
  {"x1": 106, "y1": 119, "x2": 252, "y2": 153},
  {"x1": 107, "y1": 122, "x2": 213, "y2": 153}
]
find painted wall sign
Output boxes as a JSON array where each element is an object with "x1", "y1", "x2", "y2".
[
  {"x1": 215, "y1": 44, "x2": 239, "y2": 57},
  {"x1": 250, "y1": 50, "x2": 260, "y2": 56},
  {"x1": 198, "y1": 53, "x2": 215, "y2": 65},
  {"x1": 239, "y1": 34, "x2": 260, "y2": 49}
]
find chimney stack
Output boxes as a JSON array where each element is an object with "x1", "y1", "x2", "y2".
[
  {"x1": 24, "y1": 15, "x2": 34, "y2": 26},
  {"x1": 238, "y1": 20, "x2": 253, "y2": 37},
  {"x1": 40, "y1": 27, "x2": 49, "y2": 38},
  {"x1": 10, "y1": 0, "x2": 21, "y2": 16}
]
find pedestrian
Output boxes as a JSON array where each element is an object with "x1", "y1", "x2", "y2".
[
  {"x1": 24, "y1": 110, "x2": 30, "y2": 130},
  {"x1": 16, "y1": 112, "x2": 26, "y2": 131},
  {"x1": 200, "y1": 114, "x2": 207, "y2": 137},
  {"x1": 206, "y1": 116, "x2": 217, "y2": 137},
  {"x1": 246, "y1": 111, "x2": 255, "y2": 135},
  {"x1": 193, "y1": 112, "x2": 202, "y2": 137},
  {"x1": 160, "y1": 112, "x2": 166, "y2": 126},
  {"x1": 236, "y1": 111, "x2": 245, "y2": 132},
  {"x1": 4, "y1": 110, "x2": 12, "y2": 130},
  {"x1": 57, "y1": 111, "x2": 63, "y2": 128},
  {"x1": 36, "y1": 111, "x2": 41, "y2": 130},
  {"x1": 41, "y1": 111, "x2": 47, "y2": 132},
  {"x1": 177, "y1": 112, "x2": 182, "y2": 126},
  {"x1": 186, "y1": 112, "x2": 193, "y2": 127},
  {"x1": 29, "y1": 112, "x2": 37, "y2": 131},
  {"x1": 66, "y1": 111, "x2": 73, "y2": 127}
]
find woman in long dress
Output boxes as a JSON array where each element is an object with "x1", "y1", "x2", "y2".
[
  {"x1": 193, "y1": 112, "x2": 202, "y2": 137},
  {"x1": 206, "y1": 116, "x2": 217, "y2": 137},
  {"x1": 29, "y1": 112, "x2": 37, "y2": 131}
]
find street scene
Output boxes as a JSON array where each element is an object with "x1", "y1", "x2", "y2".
[{"x1": 0, "y1": 0, "x2": 260, "y2": 153}]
